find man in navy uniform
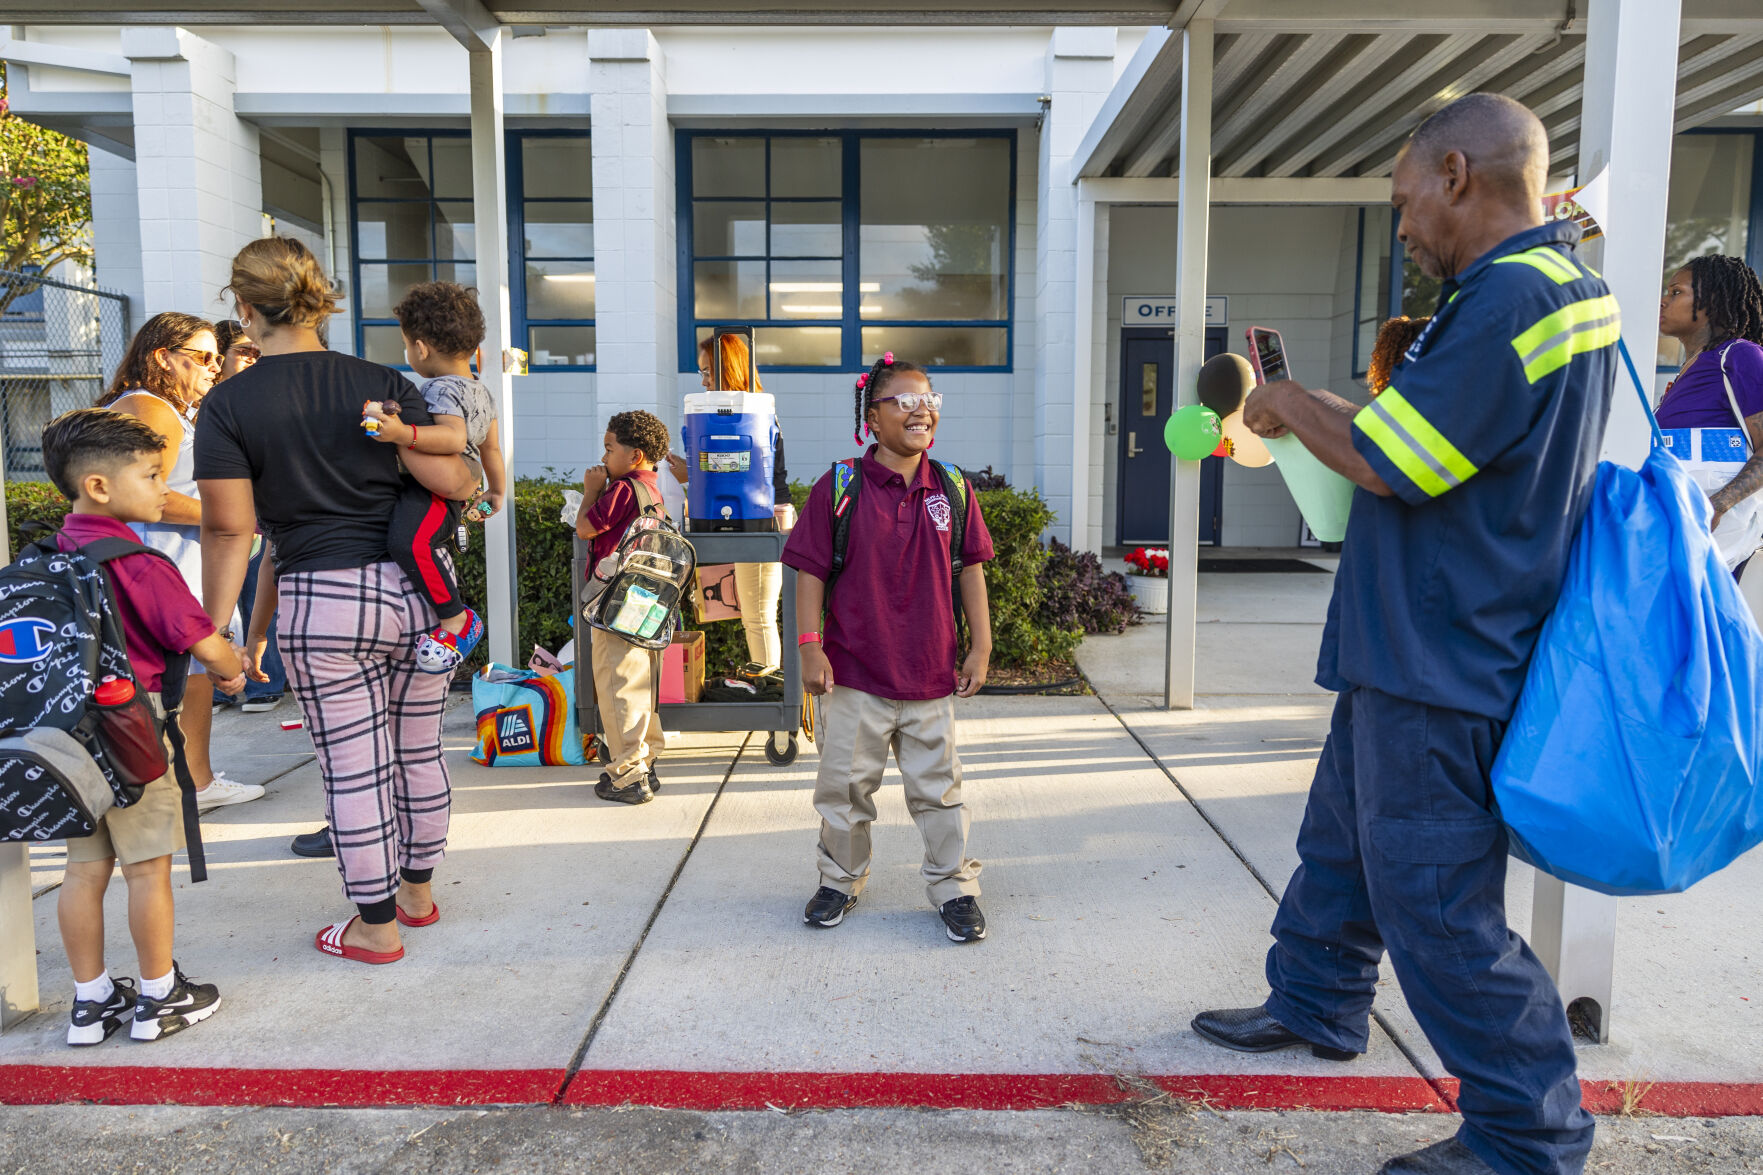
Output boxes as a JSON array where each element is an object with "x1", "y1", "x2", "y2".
[{"x1": 1192, "y1": 93, "x2": 1617, "y2": 1175}]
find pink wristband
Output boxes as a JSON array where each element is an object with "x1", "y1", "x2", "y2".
[{"x1": 798, "y1": 633, "x2": 823, "y2": 647}]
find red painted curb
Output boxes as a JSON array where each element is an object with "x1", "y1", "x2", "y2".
[
  {"x1": 0, "y1": 1065, "x2": 565, "y2": 1108},
  {"x1": 2, "y1": 1065, "x2": 1761, "y2": 1117},
  {"x1": 560, "y1": 1070, "x2": 1453, "y2": 1113}
]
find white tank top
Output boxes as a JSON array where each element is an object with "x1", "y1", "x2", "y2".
[{"x1": 117, "y1": 389, "x2": 202, "y2": 596}]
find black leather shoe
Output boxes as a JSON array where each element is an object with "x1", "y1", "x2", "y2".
[
  {"x1": 1190, "y1": 1006, "x2": 1358, "y2": 1062},
  {"x1": 290, "y1": 827, "x2": 334, "y2": 858},
  {"x1": 939, "y1": 895, "x2": 987, "y2": 943},
  {"x1": 595, "y1": 775, "x2": 653, "y2": 805},
  {"x1": 1377, "y1": 1138, "x2": 1498, "y2": 1174},
  {"x1": 599, "y1": 770, "x2": 660, "y2": 795},
  {"x1": 803, "y1": 886, "x2": 856, "y2": 928}
]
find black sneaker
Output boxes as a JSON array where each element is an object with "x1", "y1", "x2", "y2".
[
  {"x1": 939, "y1": 896, "x2": 987, "y2": 943},
  {"x1": 67, "y1": 977, "x2": 136, "y2": 1047},
  {"x1": 291, "y1": 826, "x2": 334, "y2": 858},
  {"x1": 131, "y1": 964, "x2": 220, "y2": 1041},
  {"x1": 803, "y1": 886, "x2": 856, "y2": 928},
  {"x1": 595, "y1": 775, "x2": 653, "y2": 805}
]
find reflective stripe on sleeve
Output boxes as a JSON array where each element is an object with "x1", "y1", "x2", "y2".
[
  {"x1": 1493, "y1": 247, "x2": 1582, "y2": 284},
  {"x1": 1353, "y1": 386, "x2": 1479, "y2": 498},
  {"x1": 1510, "y1": 294, "x2": 1621, "y2": 383}
]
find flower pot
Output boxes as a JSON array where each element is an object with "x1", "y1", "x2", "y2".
[{"x1": 1127, "y1": 574, "x2": 1169, "y2": 615}]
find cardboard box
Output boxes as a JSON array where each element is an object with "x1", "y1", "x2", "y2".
[{"x1": 660, "y1": 630, "x2": 706, "y2": 704}]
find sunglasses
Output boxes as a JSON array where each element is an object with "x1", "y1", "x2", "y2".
[
  {"x1": 175, "y1": 346, "x2": 222, "y2": 368},
  {"x1": 231, "y1": 344, "x2": 261, "y2": 361}
]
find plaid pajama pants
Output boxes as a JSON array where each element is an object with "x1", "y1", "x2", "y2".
[{"x1": 278, "y1": 560, "x2": 452, "y2": 905}]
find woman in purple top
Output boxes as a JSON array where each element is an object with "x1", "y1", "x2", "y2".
[{"x1": 1657, "y1": 254, "x2": 1763, "y2": 574}]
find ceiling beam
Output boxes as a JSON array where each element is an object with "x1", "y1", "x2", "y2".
[
  {"x1": 1081, "y1": 174, "x2": 1388, "y2": 203},
  {"x1": 1214, "y1": 31, "x2": 1388, "y2": 176},
  {"x1": 416, "y1": 0, "x2": 501, "y2": 50},
  {"x1": 0, "y1": 38, "x2": 130, "y2": 76}
]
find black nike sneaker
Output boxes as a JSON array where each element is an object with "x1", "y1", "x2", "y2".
[
  {"x1": 939, "y1": 896, "x2": 987, "y2": 943},
  {"x1": 67, "y1": 977, "x2": 137, "y2": 1047},
  {"x1": 803, "y1": 886, "x2": 857, "y2": 928},
  {"x1": 131, "y1": 964, "x2": 220, "y2": 1042}
]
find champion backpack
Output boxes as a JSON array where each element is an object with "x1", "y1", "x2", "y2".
[
  {"x1": 0, "y1": 530, "x2": 207, "y2": 882},
  {"x1": 584, "y1": 478, "x2": 699, "y2": 652},
  {"x1": 826, "y1": 458, "x2": 970, "y2": 625}
]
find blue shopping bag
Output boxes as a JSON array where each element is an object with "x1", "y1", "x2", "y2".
[
  {"x1": 1492, "y1": 343, "x2": 1763, "y2": 895},
  {"x1": 470, "y1": 664, "x2": 595, "y2": 767}
]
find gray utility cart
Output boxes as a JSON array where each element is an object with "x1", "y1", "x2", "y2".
[{"x1": 572, "y1": 530, "x2": 805, "y2": 765}]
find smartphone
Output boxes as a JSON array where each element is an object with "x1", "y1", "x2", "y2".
[{"x1": 1246, "y1": 326, "x2": 1290, "y2": 385}]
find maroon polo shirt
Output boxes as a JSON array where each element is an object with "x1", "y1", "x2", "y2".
[
  {"x1": 581, "y1": 469, "x2": 665, "y2": 565},
  {"x1": 782, "y1": 447, "x2": 993, "y2": 701},
  {"x1": 55, "y1": 513, "x2": 215, "y2": 694}
]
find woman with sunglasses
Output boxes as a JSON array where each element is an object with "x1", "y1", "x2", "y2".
[
  {"x1": 214, "y1": 319, "x2": 261, "y2": 382},
  {"x1": 100, "y1": 312, "x2": 264, "y2": 813}
]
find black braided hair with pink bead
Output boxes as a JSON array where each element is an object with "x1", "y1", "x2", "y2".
[{"x1": 852, "y1": 352, "x2": 932, "y2": 445}]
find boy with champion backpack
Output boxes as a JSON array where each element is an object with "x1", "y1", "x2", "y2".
[
  {"x1": 26, "y1": 410, "x2": 245, "y2": 1045},
  {"x1": 782, "y1": 354, "x2": 995, "y2": 943},
  {"x1": 575, "y1": 410, "x2": 672, "y2": 805}
]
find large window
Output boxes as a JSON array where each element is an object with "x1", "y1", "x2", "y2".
[
  {"x1": 679, "y1": 131, "x2": 1014, "y2": 371},
  {"x1": 349, "y1": 130, "x2": 594, "y2": 369},
  {"x1": 1665, "y1": 131, "x2": 1757, "y2": 275}
]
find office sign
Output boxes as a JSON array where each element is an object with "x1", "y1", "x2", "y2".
[{"x1": 1122, "y1": 295, "x2": 1228, "y2": 326}]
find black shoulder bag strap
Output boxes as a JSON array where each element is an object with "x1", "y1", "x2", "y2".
[
  {"x1": 78, "y1": 536, "x2": 208, "y2": 884},
  {"x1": 930, "y1": 461, "x2": 969, "y2": 635},
  {"x1": 826, "y1": 459, "x2": 862, "y2": 599}
]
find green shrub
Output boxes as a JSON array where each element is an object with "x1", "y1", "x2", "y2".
[
  {"x1": 975, "y1": 484, "x2": 1082, "y2": 670},
  {"x1": 5, "y1": 481, "x2": 71, "y2": 557},
  {"x1": 451, "y1": 475, "x2": 575, "y2": 666}
]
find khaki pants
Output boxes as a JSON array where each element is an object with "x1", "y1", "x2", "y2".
[
  {"x1": 813, "y1": 687, "x2": 981, "y2": 907},
  {"x1": 732, "y1": 561, "x2": 783, "y2": 671},
  {"x1": 591, "y1": 631, "x2": 664, "y2": 787}
]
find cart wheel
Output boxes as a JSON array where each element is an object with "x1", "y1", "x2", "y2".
[{"x1": 764, "y1": 731, "x2": 798, "y2": 766}]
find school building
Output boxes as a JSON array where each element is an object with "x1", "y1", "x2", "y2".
[{"x1": 4, "y1": 3, "x2": 1762, "y2": 562}]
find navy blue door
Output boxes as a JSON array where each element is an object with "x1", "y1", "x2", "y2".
[{"x1": 1117, "y1": 327, "x2": 1225, "y2": 546}]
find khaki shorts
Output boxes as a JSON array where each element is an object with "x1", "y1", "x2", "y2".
[{"x1": 65, "y1": 768, "x2": 185, "y2": 867}]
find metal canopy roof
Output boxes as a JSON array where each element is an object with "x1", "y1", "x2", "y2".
[
  {"x1": 1078, "y1": 1, "x2": 1763, "y2": 181},
  {"x1": 0, "y1": 0, "x2": 1175, "y2": 25}
]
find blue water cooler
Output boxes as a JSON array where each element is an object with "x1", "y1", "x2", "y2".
[{"x1": 682, "y1": 390, "x2": 778, "y2": 531}]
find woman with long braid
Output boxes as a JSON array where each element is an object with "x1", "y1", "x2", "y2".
[{"x1": 1658, "y1": 254, "x2": 1763, "y2": 574}]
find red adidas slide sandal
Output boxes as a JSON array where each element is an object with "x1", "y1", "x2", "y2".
[
  {"x1": 395, "y1": 900, "x2": 440, "y2": 928},
  {"x1": 314, "y1": 916, "x2": 404, "y2": 965}
]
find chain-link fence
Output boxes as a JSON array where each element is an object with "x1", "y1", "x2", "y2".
[{"x1": 0, "y1": 268, "x2": 130, "y2": 479}]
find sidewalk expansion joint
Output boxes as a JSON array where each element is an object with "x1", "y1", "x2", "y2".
[
  {"x1": 555, "y1": 735, "x2": 752, "y2": 1100},
  {"x1": 1087, "y1": 679, "x2": 1451, "y2": 1105}
]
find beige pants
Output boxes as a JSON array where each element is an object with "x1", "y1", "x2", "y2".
[
  {"x1": 733, "y1": 561, "x2": 783, "y2": 671},
  {"x1": 813, "y1": 687, "x2": 981, "y2": 907},
  {"x1": 591, "y1": 631, "x2": 665, "y2": 788}
]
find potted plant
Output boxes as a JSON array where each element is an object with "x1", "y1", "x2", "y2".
[{"x1": 1123, "y1": 547, "x2": 1169, "y2": 614}]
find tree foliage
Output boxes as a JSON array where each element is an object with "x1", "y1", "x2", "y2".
[{"x1": 0, "y1": 64, "x2": 94, "y2": 285}]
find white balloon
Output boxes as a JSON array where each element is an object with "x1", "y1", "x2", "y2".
[{"x1": 1221, "y1": 411, "x2": 1273, "y2": 468}]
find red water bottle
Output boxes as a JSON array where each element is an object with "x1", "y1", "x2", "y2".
[{"x1": 91, "y1": 674, "x2": 169, "y2": 788}]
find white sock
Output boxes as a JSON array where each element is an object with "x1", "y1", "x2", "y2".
[
  {"x1": 140, "y1": 968, "x2": 175, "y2": 1001},
  {"x1": 73, "y1": 972, "x2": 114, "y2": 1004}
]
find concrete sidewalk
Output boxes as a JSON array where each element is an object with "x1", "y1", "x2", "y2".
[{"x1": 3, "y1": 557, "x2": 1761, "y2": 1164}]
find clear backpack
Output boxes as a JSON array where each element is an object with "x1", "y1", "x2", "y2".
[{"x1": 584, "y1": 481, "x2": 698, "y2": 651}]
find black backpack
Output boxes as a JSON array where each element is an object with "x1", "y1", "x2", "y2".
[
  {"x1": 0, "y1": 530, "x2": 207, "y2": 882},
  {"x1": 826, "y1": 457, "x2": 971, "y2": 627}
]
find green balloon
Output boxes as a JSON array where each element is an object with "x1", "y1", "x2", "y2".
[{"x1": 1165, "y1": 405, "x2": 1222, "y2": 460}]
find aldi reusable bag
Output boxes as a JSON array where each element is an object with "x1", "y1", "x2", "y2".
[
  {"x1": 1492, "y1": 344, "x2": 1763, "y2": 895},
  {"x1": 471, "y1": 664, "x2": 595, "y2": 767}
]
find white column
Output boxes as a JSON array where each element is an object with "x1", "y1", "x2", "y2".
[
  {"x1": 1526, "y1": 0, "x2": 1682, "y2": 1042},
  {"x1": 1037, "y1": 27, "x2": 1118, "y2": 547},
  {"x1": 121, "y1": 27, "x2": 262, "y2": 318},
  {"x1": 1164, "y1": 19, "x2": 1212, "y2": 711},
  {"x1": 588, "y1": 30, "x2": 677, "y2": 430},
  {"x1": 87, "y1": 145, "x2": 145, "y2": 330},
  {"x1": 1580, "y1": 0, "x2": 1681, "y2": 468},
  {"x1": 468, "y1": 31, "x2": 519, "y2": 667}
]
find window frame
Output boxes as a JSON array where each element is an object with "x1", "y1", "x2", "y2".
[
  {"x1": 675, "y1": 128, "x2": 1017, "y2": 374},
  {"x1": 348, "y1": 127, "x2": 596, "y2": 372},
  {"x1": 1653, "y1": 127, "x2": 1762, "y2": 374}
]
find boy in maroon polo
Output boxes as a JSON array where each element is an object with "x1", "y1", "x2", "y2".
[
  {"x1": 41, "y1": 409, "x2": 245, "y2": 1045},
  {"x1": 781, "y1": 355, "x2": 995, "y2": 943}
]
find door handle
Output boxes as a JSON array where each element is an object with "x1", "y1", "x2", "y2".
[{"x1": 1127, "y1": 431, "x2": 1141, "y2": 458}]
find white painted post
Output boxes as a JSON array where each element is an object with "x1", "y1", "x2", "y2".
[
  {"x1": 1164, "y1": 19, "x2": 1212, "y2": 711},
  {"x1": 1528, "y1": 0, "x2": 1684, "y2": 1042},
  {"x1": 1072, "y1": 189, "x2": 1098, "y2": 549},
  {"x1": 0, "y1": 434, "x2": 35, "y2": 1032},
  {"x1": 468, "y1": 30, "x2": 519, "y2": 666}
]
